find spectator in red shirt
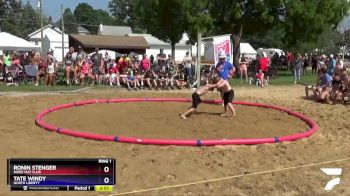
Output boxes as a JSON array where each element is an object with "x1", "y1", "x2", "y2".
[
  {"x1": 141, "y1": 54, "x2": 150, "y2": 72},
  {"x1": 79, "y1": 59, "x2": 95, "y2": 86},
  {"x1": 258, "y1": 52, "x2": 270, "y2": 83}
]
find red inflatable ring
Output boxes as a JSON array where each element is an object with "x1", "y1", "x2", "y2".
[{"x1": 35, "y1": 98, "x2": 319, "y2": 146}]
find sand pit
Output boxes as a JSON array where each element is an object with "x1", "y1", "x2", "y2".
[
  {"x1": 0, "y1": 86, "x2": 349, "y2": 196},
  {"x1": 41, "y1": 99, "x2": 312, "y2": 145}
]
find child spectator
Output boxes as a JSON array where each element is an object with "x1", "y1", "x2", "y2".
[
  {"x1": 168, "y1": 62, "x2": 180, "y2": 89},
  {"x1": 144, "y1": 69, "x2": 157, "y2": 90},
  {"x1": 125, "y1": 66, "x2": 138, "y2": 91},
  {"x1": 158, "y1": 70, "x2": 169, "y2": 90},
  {"x1": 133, "y1": 64, "x2": 143, "y2": 89},
  {"x1": 35, "y1": 58, "x2": 47, "y2": 86},
  {"x1": 79, "y1": 60, "x2": 94, "y2": 86},
  {"x1": 45, "y1": 57, "x2": 56, "y2": 86},
  {"x1": 107, "y1": 60, "x2": 120, "y2": 86},
  {"x1": 250, "y1": 70, "x2": 265, "y2": 87},
  {"x1": 118, "y1": 54, "x2": 129, "y2": 74}
]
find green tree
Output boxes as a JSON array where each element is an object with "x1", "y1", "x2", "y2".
[
  {"x1": 207, "y1": 0, "x2": 349, "y2": 66},
  {"x1": 294, "y1": 28, "x2": 342, "y2": 54},
  {"x1": 74, "y1": 3, "x2": 116, "y2": 34},
  {"x1": 74, "y1": 3, "x2": 95, "y2": 30},
  {"x1": 95, "y1": 9, "x2": 116, "y2": 26},
  {"x1": 62, "y1": 8, "x2": 78, "y2": 34},
  {"x1": 0, "y1": 0, "x2": 23, "y2": 37},
  {"x1": 208, "y1": 0, "x2": 285, "y2": 65},
  {"x1": 137, "y1": 0, "x2": 188, "y2": 57},
  {"x1": 0, "y1": 0, "x2": 48, "y2": 38},
  {"x1": 108, "y1": 0, "x2": 136, "y2": 25},
  {"x1": 18, "y1": 1, "x2": 41, "y2": 38},
  {"x1": 243, "y1": 26, "x2": 285, "y2": 50},
  {"x1": 282, "y1": 0, "x2": 348, "y2": 48},
  {"x1": 183, "y1": 0, "x2": 213, "y2": 45}
]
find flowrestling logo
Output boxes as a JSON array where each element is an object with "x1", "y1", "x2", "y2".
[{"x1": 320, "y1": 168, "x2": 342, "y2": 191}]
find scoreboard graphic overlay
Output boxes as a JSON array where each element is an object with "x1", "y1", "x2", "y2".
[{"x1": 7, "y1": 158, "x2": 115, "y2": 191}]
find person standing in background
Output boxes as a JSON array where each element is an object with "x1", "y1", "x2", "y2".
[
  {"x1": 287, "y1": 51, "x2": 294, "y2": 71},
  {"x1": 157, "y1": 49, "x2": 166, "y2": 72},
  {"x1": 327, "y1": 54, "x2": 336, "y2": 77},
  {"x1": 293, "y1": 54, "x2": 303, "y2": 84},
  {"x1": 150, "y1": 54, "x2": 154, "y2": 65},
  {"x1": 302, "y1": 53, "x2": 309, "y2": 75},
  {"x1": 91, "y1": 48, "x2": 103, "y2": 85},
  {"x1": 183, "y1": 51, "x2": 193, "y2": 86},
  {"x1": 258, "y1": 52, "x2": 270, "y2": 84},
  {"x1": 76, "y1": 46, "x2": 87, "y2": 65},
  {"x1": 239, "y1": 53, "x2": 249, "y2": 83}
]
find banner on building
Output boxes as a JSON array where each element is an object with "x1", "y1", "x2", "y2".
[{"x1": 213, "y1": 35, "x2": 232, "y2": 65}]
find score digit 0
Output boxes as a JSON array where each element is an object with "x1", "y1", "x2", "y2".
[
  {"x1": 104, "y1": 177, "x2": 109, "y2": 184},
  {"x1": 104, "y1": 166, "x2": 109, "y2": 173}
]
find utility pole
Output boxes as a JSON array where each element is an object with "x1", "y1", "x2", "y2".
[
  {"x1": 196, "y1": 32, "x2": 201, "y2": 88},
  {"x1": 61, "y1": 4, "x2": 64, "y2": 64},
  {"x1": 39, "y1": 0, "x2": 43, "y2": 53}
]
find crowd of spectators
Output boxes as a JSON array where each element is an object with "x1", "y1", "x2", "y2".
[
  {"x1": 304, "y1": 54, "x2": 349, "y2": 104},
  {"x1": 1, "y1": 48, "x2": 348, "y2": 104},
  {"x1": 0, "y1": 47, "x2": 201, "y2": 90}
]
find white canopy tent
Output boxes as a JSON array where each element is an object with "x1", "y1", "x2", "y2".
[
  {"x1": 0, "y1": 32, "x2": 40, "y2": 51},
  {"x1": 240, "y1": 43, "x2": 257, "y2": 59}
]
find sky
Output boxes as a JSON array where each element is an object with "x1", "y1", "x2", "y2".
[
  {"x1": 28, "y1": 0, "x2": 109, "y2": 21},
  {"x1": 339, "y1": 16, "x2": 350, "y2": 32},
  {"x1": 26, "y1": 0, "x2": 350, "y2": 32}
]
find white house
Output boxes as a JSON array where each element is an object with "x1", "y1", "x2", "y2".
[
  {"x1": 28, "y1": 24, "x2": 62, "y2": 48},
  {"x1": 42, "y1": 33, "x2": 69, "y2": 62},
  {"x1": 128, "y1": 33, "x2": 191, "y2": 62}
]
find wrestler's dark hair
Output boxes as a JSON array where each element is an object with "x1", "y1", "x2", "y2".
[{"x1": 213, "y1": 76, "x2": 221, "y2": 84}]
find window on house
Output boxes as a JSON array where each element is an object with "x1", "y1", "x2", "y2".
[{"x1": 35, "y1": 41, "x2": 38, "y2": 45}]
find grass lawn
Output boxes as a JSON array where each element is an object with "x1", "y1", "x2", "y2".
[
  {"x1": 0, "y1": 84, "x2": 84, "y2": 92},
  {"x1": 0, "y1": 70, "x2": 332, "y2": 92},
  {"x1": 230, "y1": 71, "x2": 317, "y2": 87}
]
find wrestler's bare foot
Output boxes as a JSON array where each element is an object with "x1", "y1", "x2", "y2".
[
  {"x1": 220, "y1": 113, "x2": 228, "y2": 117},
  {"x1": 229, "y1": 113, "x2": 237, "y2": 119},
  {"x1": 180, "y1": 114, "x2": 187, "y2": 120}
]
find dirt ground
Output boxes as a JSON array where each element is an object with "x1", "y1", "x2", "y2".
[{"x1": 0, "y1": 85, "x2": 349, "y2": 196}]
